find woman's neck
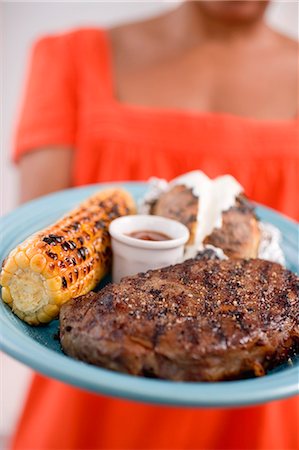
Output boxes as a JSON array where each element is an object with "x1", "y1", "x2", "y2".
[{"x1": 158, "y1": 2, "x2": 270, "y2": 51}]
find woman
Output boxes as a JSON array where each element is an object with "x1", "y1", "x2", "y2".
[{"x1": 12, "y1": 1, "x2": 298, "y2": 449}]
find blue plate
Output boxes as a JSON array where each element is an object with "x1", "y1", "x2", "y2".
[{"x1": 0, "y1": 182, "x2": 298, "y2": 407}]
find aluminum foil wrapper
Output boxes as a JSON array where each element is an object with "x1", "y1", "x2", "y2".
[{"x1": 257, "y1": 222, "x2": 285, "y2": 266}]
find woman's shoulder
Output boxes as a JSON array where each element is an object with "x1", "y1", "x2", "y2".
[{"x1": 32, "y1": 27, "x2": 106, "y2": 56}]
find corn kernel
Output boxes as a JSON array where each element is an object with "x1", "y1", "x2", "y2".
[
  {"x1": 30, "y1": 254, "x2": 47, "y2": 273},
  {"x1": 25, "y1": 314, "x2": 39, "y2": 325},
  {"x1": 45, "y1": 276, "x2": 62, "y2": 292},
  {"x1": 1, "y1": 286, "x2": 12, "y2": 304},
  {"x1": 43, "y1": 304, "x2": 59, "y2": 317},
  {"x1": 69, "y1": 284, "x2": 79, "y2": 296},
  {"x1": 57, "y1": 290, "x2": 70, "y2": 305},
  {"x1": 42, "y1": 263, "x2": 59, "y2": 279},
  {"x1": 26, "y1": 245, "x2": 39, "y2": 259},
  {"x1": 13, "y1": 308, "x2": 25, "y2": 320},
  {"x1": 0, "y1": 270, "x2": 12, "y2": 286},
  {"x1": 2, "y1": 255, "x2": 18, "y2": 274},
  {"x1": 37, "y1": 309, "x2": 51, "y2": 323},
  {"x1": 14, "y1": 251, "x2": 30, "y2": 269}
]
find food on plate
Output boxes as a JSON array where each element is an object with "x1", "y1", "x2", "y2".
[
  {"x1": 151, "y1": 184, "x2": 198, "y2": 244},
  {"x1": 0, "y1": 188, "x2": 136, "y2": 325},
  {"x1": 145, "y1": 171, "x2": 260, "y2": 257},
  {"x1": 142, "y1": 171, "x2": 285, "y2": 264},
  {"x1": 127, "y1": 230, "x2": 171, "y2": 241},
  {"x1": 203, "y1": 195, "x2": 260, "y2": 258},
  {"x1": 60, "y1": 258, "x2": 299, "y2": 381},
  {"x1": 109, "y1": 214, "x2": 190, "y2": 283}
]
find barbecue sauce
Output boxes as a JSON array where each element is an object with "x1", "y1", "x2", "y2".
[{"x1": 127, "y1": 230, "x2": 171, "y2": 241}]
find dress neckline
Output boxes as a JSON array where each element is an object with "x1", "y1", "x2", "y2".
[{"x1": 100, "y1": 28, "x2": 299, "y2": 126}]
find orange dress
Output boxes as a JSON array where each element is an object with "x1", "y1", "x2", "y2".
[{"x1": 12, "y1": 29, "x2": 298, "y2": 450}]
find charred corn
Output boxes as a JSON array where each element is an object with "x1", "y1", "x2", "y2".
[{"x1": 0, "y1": 188, "x2": 135, "y2": 325}]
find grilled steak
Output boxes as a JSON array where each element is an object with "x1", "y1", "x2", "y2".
[{"x1": 60, "y1": 259, "x2": 299, "y2": 381}]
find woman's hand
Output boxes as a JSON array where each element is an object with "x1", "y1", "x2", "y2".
[{"x1": 19, "y1": 147, "x2": 73, "y2": 203}]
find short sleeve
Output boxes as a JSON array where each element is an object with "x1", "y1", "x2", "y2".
[{"x1": 14, "y1": 34, "x2": 76, "y2": 162}]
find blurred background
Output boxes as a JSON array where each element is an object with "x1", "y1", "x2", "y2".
[{"x1": 1, "y1": 1, "x2": 298, "y2": 448}]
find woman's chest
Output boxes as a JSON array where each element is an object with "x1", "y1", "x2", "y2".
[{"x1": 112, "y1": 45, "x2": 297, "y2": 122}]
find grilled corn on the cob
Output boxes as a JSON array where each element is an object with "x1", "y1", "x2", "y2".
[{"x1": 0, "y1": 188, "x2": 135, "y2": 325}]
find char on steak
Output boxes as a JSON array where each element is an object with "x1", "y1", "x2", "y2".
[{"x1": 60, "y1": 259, "x2": 299, "y2": 381}]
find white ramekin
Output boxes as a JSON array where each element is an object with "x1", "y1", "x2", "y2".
[{"x1": 109, "y1": 215, "x2": 190, "y2": 283}]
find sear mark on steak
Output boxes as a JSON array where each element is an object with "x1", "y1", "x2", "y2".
[{"x1": 60, "y1": 259, "x2": 299, "y2": 381}]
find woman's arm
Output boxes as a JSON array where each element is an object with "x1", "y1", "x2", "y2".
[{"x1": 19, "y1": 147, "x2": 73, "y2": 203}]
